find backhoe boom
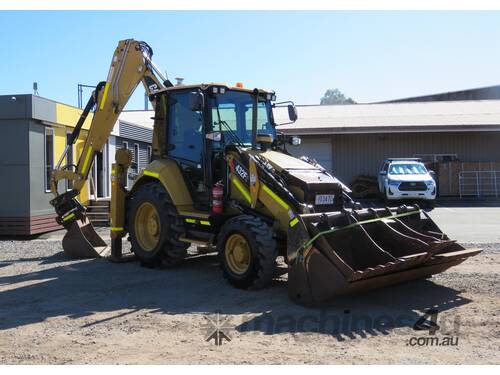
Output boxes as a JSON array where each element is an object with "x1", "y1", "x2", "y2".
[{"x1": 50, "y1": 39, "x2": 169, "y2": 258}]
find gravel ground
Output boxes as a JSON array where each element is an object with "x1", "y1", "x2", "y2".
[{"x1": 0, "y1": 236, "x2": 498, "y2": 364}]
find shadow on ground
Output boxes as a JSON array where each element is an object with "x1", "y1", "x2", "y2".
[{"x1": 0, "y1": 251, "x2": 471, "y2": 340}]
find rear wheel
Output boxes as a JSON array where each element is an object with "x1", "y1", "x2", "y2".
[
  {"x1": 128, "y1": 182, "x2": 188, "y2": 267},
  {"x1": 217, "y1": 215, "x2": 277, "y2": 289}
]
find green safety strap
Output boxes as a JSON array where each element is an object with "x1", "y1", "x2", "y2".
[{"x1": 292, "y1": 209, "x2": 422, "y2": 263}]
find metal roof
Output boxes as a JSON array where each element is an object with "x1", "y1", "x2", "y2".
[
  {"x1": 118, "y1": 110, "x2": 155, "y2": 129},
  {"x1": 116, "y1": 100, "x2": 500, "y2": 136},
  {"x1": 275, "y1": 100, "x2": 500, "y2": 135}
]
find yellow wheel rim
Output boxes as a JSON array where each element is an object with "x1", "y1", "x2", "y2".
[
  {"x1": 225, "y1": 233, "x2": 251, "y2": 275},
  {"x1": 134, "y1": 202, "x2": 161, "y2": 252}
]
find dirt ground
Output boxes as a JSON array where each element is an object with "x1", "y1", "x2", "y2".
[{"x1": 0, "y1": 231, "x2": 498, "y2": 365}]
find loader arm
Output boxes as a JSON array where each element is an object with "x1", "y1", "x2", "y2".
[{"x1": 49, "y1": 39, "x2": 169, "y2": 258}]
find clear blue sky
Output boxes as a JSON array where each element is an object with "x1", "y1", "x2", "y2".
[{"x1": 1, "y1": 11, "x2": 500, "y2": 108}]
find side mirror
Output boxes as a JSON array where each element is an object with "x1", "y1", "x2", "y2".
[
  {"x1": 205, "y1": 131, "x2": 222, "y2": 142},
  {"x1": 379, "y1": 171, "x2": 387, "y2": 175},
  {"x1": 189, "y1": 91, "x2": 204, "y2": 111},
  {"x1": 288, "y1": 104, "x2": 298, "y2": 122}
]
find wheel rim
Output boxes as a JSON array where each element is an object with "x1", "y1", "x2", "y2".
[
  {"x1": 134, "y1": 202, "x2": 161, "y2": 252},
  {"x1": 225, "y1": 233, "x2": 251, "y2": 275}
]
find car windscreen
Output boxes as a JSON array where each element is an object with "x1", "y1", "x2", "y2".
[{"x1": 388, "y1": 163, "x2": 427, "y2": 175}]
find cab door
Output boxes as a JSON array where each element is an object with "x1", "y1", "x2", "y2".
[{"x1": 167, "y1": 90, "x2": 209, "y2": 207}]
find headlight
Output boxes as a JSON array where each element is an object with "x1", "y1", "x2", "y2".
[
  {"x1": 425, "y1": 180, "x2": 435, "y2": 186},
  {"x1": 290, "y1": 136, "x2": 301, "y2": 146},
  {"x1": 388, "y1": 179, "x2": 400, "y2": 186}
]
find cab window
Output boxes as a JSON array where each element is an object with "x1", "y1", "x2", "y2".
[{"x1": 167, "y1": 91, "x2": 204, "y2": 164}]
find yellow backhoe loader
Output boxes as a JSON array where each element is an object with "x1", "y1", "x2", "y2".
[{"x1": 50, "y1": 39, "x2": 481, "y2": 305}]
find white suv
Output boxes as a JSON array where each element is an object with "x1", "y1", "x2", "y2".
[{"x1": 378, "y1": 159, "x2": 436, "y2": 207}]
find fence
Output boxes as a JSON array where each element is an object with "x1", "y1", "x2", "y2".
[{"x1": 458, "y1": 171, "x2": 500, "y2": 198}]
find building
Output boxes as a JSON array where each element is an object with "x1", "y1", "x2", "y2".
[
  {"x1": 274, "y1": 100, "x2": 500, "y2": 190},
  {"x1": 114, "y1": 115, "x2": 153, "y2": 190},
  {"x1": 0, "y1": 95, "x2": 153, "y2": 235}
]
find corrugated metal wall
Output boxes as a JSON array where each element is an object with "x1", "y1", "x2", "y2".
[
  {"x1": 301, "y1": 131, "x2": 500, "y2": 185},
  {"x1": 119, "y1": 122, "x2": 153, "y2": 143},
  {"x1": 115, "y1": 137, "x2": 151, "y2": 188}
]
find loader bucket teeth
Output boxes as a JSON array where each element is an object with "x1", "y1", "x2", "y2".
[
  {"x1": 62, "y1": 217, "x2": 110, "y2": 259},
  {"x1": 287, "y1": 206, "x2": 482, "y2": 306}
]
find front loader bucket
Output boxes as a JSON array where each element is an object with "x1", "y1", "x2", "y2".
[
  {"x1": 287, "y1": 206, "x2": 481, "y2": 306},
  {"x1": 62, "y1": 217, "x2": 110, "y2": 259}
]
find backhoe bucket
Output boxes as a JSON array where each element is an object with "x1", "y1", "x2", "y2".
[
  {"x1": 62, "y1": 217, "x2": 110, "y2": 259},
  {"x1": 287, "y1": 206, "x2": 481, "y2": 306}
]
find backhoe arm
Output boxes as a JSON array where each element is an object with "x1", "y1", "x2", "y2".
[{"x1": 50, "y1": 39, "x2": 169, "y2": 225}]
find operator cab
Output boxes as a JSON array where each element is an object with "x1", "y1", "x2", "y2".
[{"x1": 157, "y1": 83, "x2": 296, "y2": 210}]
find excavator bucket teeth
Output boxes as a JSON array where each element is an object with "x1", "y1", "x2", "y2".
[
  {"x1": 62, "y1": 217, "x2": 110, "y2": 259},
  {"x1": 287, "y1": 206, "x2": 481, "y2": 306}
]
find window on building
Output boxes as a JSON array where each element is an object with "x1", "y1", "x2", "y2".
[
  {"x1": 122, "y1": 141, "x2": 129, "y2": 188},
  {"x1": 44, "y1": 127, "x2": 54, "y2": 192},
  {"x1": 66, "y1": 132, "x2": 74, "y2": 190},
  {"x1": 147, "y1": 145, "x2": 152, "y2": 162},
  {"x1": 134, "y1": 144, "x2": 139, "y2": 170}
]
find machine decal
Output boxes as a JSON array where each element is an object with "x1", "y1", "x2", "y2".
[{"x1": 232, "y1": 159, "x2": 250, "y2": 186}]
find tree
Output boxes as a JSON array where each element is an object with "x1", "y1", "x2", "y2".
[{"x1": 320, "y1": 89, "x2": 356, "y2": 105}]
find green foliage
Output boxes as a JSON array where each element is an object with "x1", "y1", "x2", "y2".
[{"x1": 320, "y1": 89, "x2": 356, "y2": 105}]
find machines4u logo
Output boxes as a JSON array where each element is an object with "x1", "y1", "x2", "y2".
[{"x1": 202, "y1": 311, "x2": 233, "y2": 346}]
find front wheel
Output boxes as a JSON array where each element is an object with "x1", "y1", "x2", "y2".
[{"x1": 217, "y1": 215, "x2": 277, "y2": 290}]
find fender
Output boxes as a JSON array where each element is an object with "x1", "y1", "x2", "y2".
[{"x1": 130, "y1": 159, "x2": 193, "y2": 209}]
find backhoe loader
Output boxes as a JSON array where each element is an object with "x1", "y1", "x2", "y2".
[{"x1": 50, "y1": 39, "x2": 481, "y2": 305}]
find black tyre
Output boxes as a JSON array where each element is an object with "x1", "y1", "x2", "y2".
[
  {"x1": 426, "y1": 200, "x2": 436, "y2": 209},
  {"x1": 128, "y1": 182, "x2": 188, "y2": 267},
  {"x1": 383, "y1": 189, "x2": 391, "y2": 206},
  {"x1": 217, "y1": 215, "x2": 277, "y2": 290}
]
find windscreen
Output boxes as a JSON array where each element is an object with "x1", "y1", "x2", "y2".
[
  {"x1": 210, "y1": 90, "x2": 275, "y2": 146},
  {"x1": 389, "y1": 163, "x2": 427, "y2": 175}
]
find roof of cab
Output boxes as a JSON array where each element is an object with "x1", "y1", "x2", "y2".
[{"x1": 161, "y1": 83, "x2": 274, "y2": 95}]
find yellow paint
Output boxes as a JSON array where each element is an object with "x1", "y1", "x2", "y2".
[
  {"x1": 136, "y1": 159, "x2": 193, "y2": 207},
  {"x1": 46, "y1": 103, "x2": 94, "y2": 205},
  {"x1": 262, "y1": 184, "x2": 289, "y2": 210},
  {"x1": 55, "y1": 103, "x2": 94, "y2": 130},
  {"x1": 53, "y1": 126, "x2": 67, "y2": 167},
  {"x1": 143, "y1": 170, "x2": 160, "y2": 178},
  {"x1": 231, "y1": 175, "x2": 251, "y2": 204},
  {"x1": 110, "y1": 227, "x2": 124, "y2": 232},
  {"x1": 99, "y1": 82, "x2": 110, "y2": 110},
  {"x1": 81, "y1": 146, "x2": 93, "y2": 174},
  {"x1": 62, "y1": 212, "x2": 75, "y2": 222},
  {"x1": 75, "y1": 130, "x2": 89, "y2": 203}
]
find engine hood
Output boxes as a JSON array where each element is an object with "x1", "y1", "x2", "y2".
[
  {"x1": 257, "y1": 150, "x2": 319, "y2": 172},
  {"x1": 255, "y1": 150, "x2": 344, "y2": 211}
]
